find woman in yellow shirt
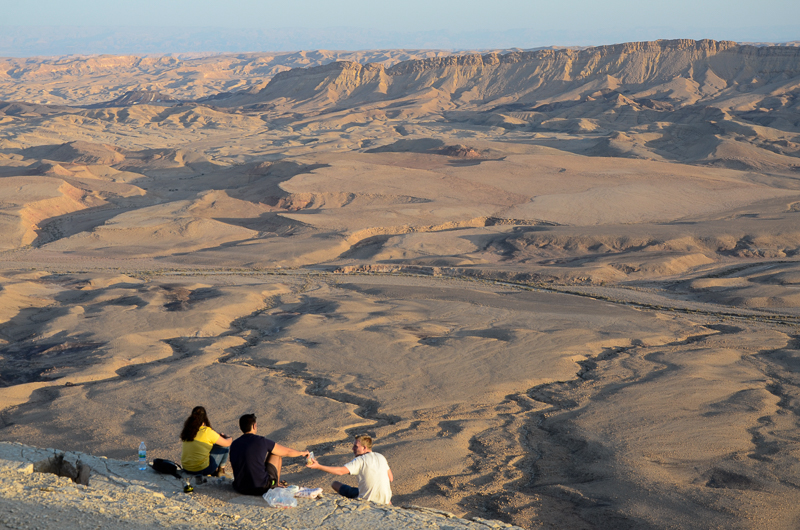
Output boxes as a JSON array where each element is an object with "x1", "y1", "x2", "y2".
[{"x1": 180, "y1": 406, "x2": 233, "y2": 476}]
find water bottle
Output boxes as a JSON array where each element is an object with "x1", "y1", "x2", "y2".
[{"x1": 138, "y1": 441, "x2": 147, "y2": 471}]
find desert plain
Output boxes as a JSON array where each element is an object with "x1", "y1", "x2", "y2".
[{"x1": 1, "y1": 39, "x2": 800, "y2": 528}]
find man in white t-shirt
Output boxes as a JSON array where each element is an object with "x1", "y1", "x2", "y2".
[{"x1": 307, "y1": 434, "x2": 393, "y2": 504}]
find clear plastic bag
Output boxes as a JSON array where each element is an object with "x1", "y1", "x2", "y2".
[
  {"x1": 263, "y1": 487, "x2": 298, "y2": 508},
  {"x1": 295, "y1": 487, "x2": 323, "y2": 499}
]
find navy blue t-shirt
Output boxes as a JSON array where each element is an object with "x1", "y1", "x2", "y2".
[{"x1": 230, "y1": 433, "x2": 276, "y2": 495}]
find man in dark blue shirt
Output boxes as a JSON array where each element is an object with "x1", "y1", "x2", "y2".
[{"x1": 230, "y1": 413, "x2": 309, "y2": 496}]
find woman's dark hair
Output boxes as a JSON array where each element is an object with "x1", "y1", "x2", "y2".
[{"x1": 180, "y1": 406, "x2": 212, "y2": 442}]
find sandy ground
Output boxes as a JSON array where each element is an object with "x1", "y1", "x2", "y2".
[{"x1": 1, "y1": 40, "x2": 800, "y2": 529}]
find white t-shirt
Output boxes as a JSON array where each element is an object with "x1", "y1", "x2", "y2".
[{"x1": 344, "y1": 451, "x2": 392, "y2": 504}]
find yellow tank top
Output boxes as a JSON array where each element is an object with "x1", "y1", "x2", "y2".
[{"x1": 180, "y1": 425, "x2": 219, "y2": 472}]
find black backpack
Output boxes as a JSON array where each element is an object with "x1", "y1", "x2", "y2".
[{"x1": 150, "y1": 458, "x2": 183, "y2": 479}]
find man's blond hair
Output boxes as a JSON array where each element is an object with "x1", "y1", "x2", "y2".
[{"x1": 355, "y1": 434, "x2": 373, "y2": 450}]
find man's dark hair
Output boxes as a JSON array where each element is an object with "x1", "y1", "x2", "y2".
[{"x1": 239, "y1": 413, "x2": 257, "y2": 433}]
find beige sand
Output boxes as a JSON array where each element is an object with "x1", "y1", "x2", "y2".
[{"x1": 1, "y1": 39, "x2": 800, "y2": 529}]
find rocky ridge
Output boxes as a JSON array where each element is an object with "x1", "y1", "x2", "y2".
[
  {"x1": 0, "y1": 50, "x2": 475, "y2": 106},
  {"x1": 0, "y1": 442, "x2": 520, "y2": 530},
  {"x1": 218, "y1": 39, "x2": 800, "y2": 113}
]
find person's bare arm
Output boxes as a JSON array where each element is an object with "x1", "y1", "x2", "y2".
[
  {"x1": 270, "y1": 443, "x2": 309, "y2": 459},
  {"x1": 388, "y1": 468, "x2": 394, "y2": 482},
  {"x1": 306, "y1": 459, "x2": 350, "y2": 476}
]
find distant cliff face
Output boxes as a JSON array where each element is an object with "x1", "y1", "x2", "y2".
[
  {"x1": 228, "y1": 39, "x2": 800, "y2": 115},
  {"x1": 0, "y1": 50, "x2": 469, "y2": 106},
  {"x1": 204, "y1": 39, "x2": 800, "y2": 172},
  {"x1": 3, "y1": 40, "x2": 797, "y2": 171}
]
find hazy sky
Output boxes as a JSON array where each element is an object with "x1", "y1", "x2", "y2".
[{"x1": 2, "y1": 0, "x2": 799, "y2": 55}]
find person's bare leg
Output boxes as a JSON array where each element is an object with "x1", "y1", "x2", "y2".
[
  {"x1": 267, "y1": 453, "x2": 283, "y2": 484},
  {"x1": 331, "y1": 480, "x2": 343, "y2": 493}
]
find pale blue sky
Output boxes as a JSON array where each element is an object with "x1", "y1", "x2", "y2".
[{"x1": 1, "y1": 0, "x2": 798, "y2": 55}]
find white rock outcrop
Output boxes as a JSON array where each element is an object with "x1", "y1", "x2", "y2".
[{"x1": 0, "y1": 442, "x2": 521, "y2": 530}]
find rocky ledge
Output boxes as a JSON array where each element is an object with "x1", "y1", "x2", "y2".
[{"x1": 0, "y1": 442, "x2": 521, "y2": 530}]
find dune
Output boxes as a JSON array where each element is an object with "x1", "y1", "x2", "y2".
[
  {"x1": 42, "y1": 200, "x2": 262, "y2": 257},
  {"x1": 0, "y1": 176, "x2": 108, "y2": 248},
  {"x1": 21, "y1": 140, "x2": 125, "y2": 166}
]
